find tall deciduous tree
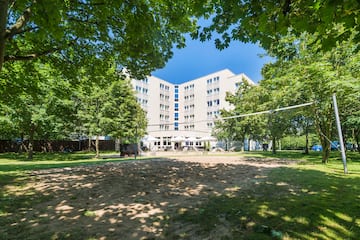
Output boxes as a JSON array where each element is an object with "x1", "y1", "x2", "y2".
[
  {"x1": 261, "y1": 32, "x2": 360, "y2": 162},
  {"x1": 0, "y1": 0, "x2": 200, "y2": 76},
  {"x1": 0, "y1": 60, "x2": 75, "y2": 158},
  {"x1": 75, "y1": 58, "x2": 147, "y2": 158},
  {"x1": 221, "y1": 79, "x2": 266, "y2": 151}
]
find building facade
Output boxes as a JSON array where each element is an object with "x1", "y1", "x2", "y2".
[{"x1": 131, "y1": 69, "x2": 254, "y2": 150}]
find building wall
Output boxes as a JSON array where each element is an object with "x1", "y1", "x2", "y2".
[{"x1": 132, "y1": 69, "x2": 254, "y2": 149}]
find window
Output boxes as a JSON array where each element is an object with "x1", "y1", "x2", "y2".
[
  {"x1": 174, "y1": 122, "x2": 179, "y2": 131},
  {"x1": 174, "y1": 103, "x2": 179, "y2": 111},
  {"x1": 236, "y1": 82, "x2": 243, "y2": 88},
  {"x1": 136, "y1": 86, "x2": 142, "y2": 92},
  {"x1": 174, "y1": 112, "x2": 179, "y2": 121}
]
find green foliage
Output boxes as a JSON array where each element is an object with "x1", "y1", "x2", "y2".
[
  {"x1": 1, "y1": 0, "x2": 200, "y2": 77},
  {"x1": 74, "y1": 59, "x2": 147, "y2": 145},
  {"x1": 213, "y1": 79, "x2": 267, "y2": 148},
  {"x1": 281, "y1": 134, "x2": 318, "y2": 150},
  {"x1": 194, "y1": 0, "x2": 360, "y2": 53},
  {"x1": 260, "y1": 32, "x2": 360, "y2": 161},
  {"x1": 0, "y1": 61, "x2": 76, "y2": 141},
  {"x1": 216, "y1": 32, "x2": 359, "y2": 161}
]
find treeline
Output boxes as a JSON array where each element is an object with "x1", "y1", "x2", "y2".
[
  {"x1": 213, "y1": 32, "x2": 360, "y2": 163},
  {"x1": 0, "y1": 59, "x2": 147, "y2": 159}
]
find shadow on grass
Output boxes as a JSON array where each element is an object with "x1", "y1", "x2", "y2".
[
  {"x1": 0, "y1": 152, "x2": 134, "y2": 172},
  {"x1": 169, "y1": 166, "x2": 360, "y2": 239}
]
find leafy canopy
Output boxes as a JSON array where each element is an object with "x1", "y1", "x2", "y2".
[
  {"x1": 193, "y1": 0, "x2": 360, "y2": 52},
  {"x1": 0, "y1": 0, "x2": 200, "y2": 77}
]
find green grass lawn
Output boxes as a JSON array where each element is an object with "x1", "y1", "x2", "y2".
[
  {"x1": 167, "y1": 151, "x2": 360, "y2": 239},
  {"x1": 0, "y1": 150, "x2": 359, "y2": 239}
]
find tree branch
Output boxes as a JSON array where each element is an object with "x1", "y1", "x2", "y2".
[
  {"x1": 4, "y1": 48, "x2": 57, "y2": 61},
  {"x1": 5, "y1": 7, "x2": 31, "y2": 40},
  {"x1": 10, "y1": 26, "x2": 39, "y2": 37},
  {"x1": 4, "y1": 38, "x2": 79, "y2": 62},
  {"x1": 0, "y1": 0, "x2": 9, "y2": 71}
]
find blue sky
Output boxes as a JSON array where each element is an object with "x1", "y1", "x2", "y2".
[{"x1": 152, "y1": 36, "x2": 273, "y2": 84}]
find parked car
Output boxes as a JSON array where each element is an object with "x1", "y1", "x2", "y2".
[
  {"x1": 311, "y1": 145, "x2": 323, "y2": 151},
  {"x1": 312, "y1": 141, "x2": 350, "y2": 151}
]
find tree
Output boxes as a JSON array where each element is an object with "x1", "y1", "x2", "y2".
[
  {"x1": 74, "y1": 59, "x2": 147, "y2": 158},
  {"x1": 0, "y1": 60, "x2": 75, "y2": 158},
  {"x1": 193, "y1": 0, "x2": 360, "y2": 52},
  {"x1": 222, "y1": 79, "x2": 266, "y2": 151},
  {"x1": 212, "y1": 110, "x2": 237, "y2": 151},
  {"x1": 260, "y1": 33, "x2": 360, "y2": 162},
  {"x1": 0, "y1": 0, "x2": 200, "y2": 76}
]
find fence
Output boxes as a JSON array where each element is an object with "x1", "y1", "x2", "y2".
[{"x1": 0, "y1": 139, "x2": 116, "y2": 153}]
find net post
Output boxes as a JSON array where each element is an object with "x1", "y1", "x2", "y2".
[{"x1": 332, "y1": 93, "x2": 348, "y2": 174}]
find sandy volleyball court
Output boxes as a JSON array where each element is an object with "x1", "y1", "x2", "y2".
[{"x1": 14, "y1": 154, "x2": 294, "y2": 239}]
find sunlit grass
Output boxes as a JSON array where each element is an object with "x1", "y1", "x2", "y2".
[{"x1": 166, "y1": 151, "x2": 360, "y2": 239}]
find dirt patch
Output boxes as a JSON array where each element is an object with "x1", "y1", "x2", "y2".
[{"x1": 14, "y1": 155, "x2": 295, "y2": 239}]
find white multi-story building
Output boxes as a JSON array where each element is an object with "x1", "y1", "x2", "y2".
[{"x1": 132, "y1": 69, "x2": 254, "y2": 150}]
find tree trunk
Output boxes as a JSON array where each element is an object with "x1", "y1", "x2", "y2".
[
  {"x1": 314, "y1": 107, "x2": 333, "y2": 163},
  {"x1": 304, "y1": 131, "x2": 309, "y2": 154},
  {"x1": 272, "y1": 136, "x2": 276, "y2": 154},
  {"x1": 88, "y1": 137, "x2": 91, "y2": 151},
  {"x1": 95, "y1": 135, "x2": 100, "y2": 158},
  {"x1": 28, "y1": 124, "x2": 35, "y2": 160},
  {"x1": 319, "y1": 131, "x2": 331, "y2": 163},
  {"x1": 321, "y1": 140, "x2": 331, "y2": 163},
  {"x1": 0, "y1": 0, "x2": 8, "y2": 71}
]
